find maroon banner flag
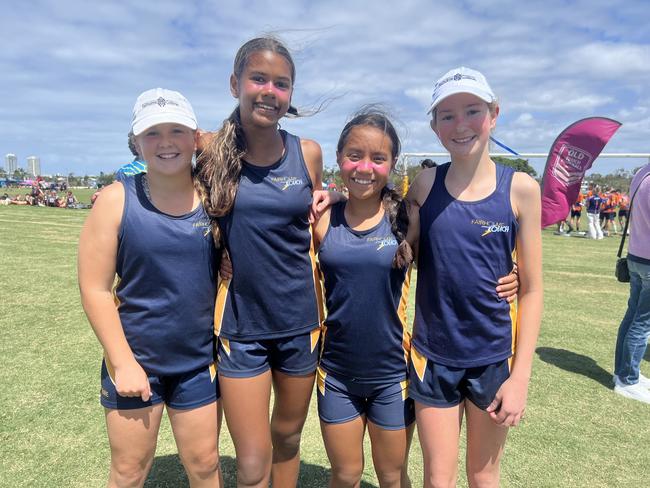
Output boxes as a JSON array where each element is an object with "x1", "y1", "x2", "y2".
[{"x1": 541, "y1": 117, "x2": 621, "y2": 228}]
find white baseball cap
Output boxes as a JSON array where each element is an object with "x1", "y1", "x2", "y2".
[
  {"x1": 427, "y1": 67, "x2": 496, "y2": 114},
  {"x1": 131, "y1": 88, "x2": 198, "y2": 135}
]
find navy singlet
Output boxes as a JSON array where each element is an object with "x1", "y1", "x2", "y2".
[
  {"x1": 412, "y1": 162, "x2": 518, "y2": 368},
  {"x1": 114, "y1": 174, "x2": 218, "y2": 376},
  {"x1": 318, "y1": 202, "x2": 411, "y2": 383},
  {"x1": 215, "y1": 130, "x2": 323, "y2": 341}
]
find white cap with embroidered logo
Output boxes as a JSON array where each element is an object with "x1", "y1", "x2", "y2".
[
  {"x1": 427, "y1": 67, "x2": 496, "y2": 114},
  {"x1": 131, "y1": 88, "x2": 198, "y2": 136}
]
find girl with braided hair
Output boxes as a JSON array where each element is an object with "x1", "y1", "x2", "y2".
[
  {"x1": 309, "y1": 107, "x2": 519, "y2": 487},
  {"x1": 311, "y1": 108, "x2": 415, "y2": 487}
]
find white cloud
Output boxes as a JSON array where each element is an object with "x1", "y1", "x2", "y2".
[
  {"x1": 515, "y1": 113, "x2": 534, "y2": 125},
  {"x1": 1, "y1": 0, "x2": 649, "y2": 176},
  {"x1": 509, "y1": 90, "x2": 615, "y2": 112},
  {"x1": 566, "y1": 43, "x2": 650, "y2": 77}
]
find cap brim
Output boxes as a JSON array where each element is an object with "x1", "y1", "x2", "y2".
[
  {"x1": 132, "y1": 114, "x2": 198, "y2": 136},
  {"x1": 427, "y1": 87, "x2": 494, "y2": 114}
]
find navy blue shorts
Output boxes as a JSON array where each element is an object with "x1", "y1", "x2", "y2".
[
  {"x1": 317, "y1": 368, "x2": 415, "y2": 430},
  {"x1": 570, "y1": 210, "x2": 581, "y2": 218},
  {"x1": 408, "y1": 347, "x2": 510, "y2": 409},
  {"x1": 100, "y1": 359, "x2": 219, "y2": 410},
  {"x1": 217, "y1": 328, "x2": 321, "y2": 378}
]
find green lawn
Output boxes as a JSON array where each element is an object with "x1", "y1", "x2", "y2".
[{"x1": 1, "y1": 205, "x2": 648, "y2": 487}]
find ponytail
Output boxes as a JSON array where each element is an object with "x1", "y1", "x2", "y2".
[
  {"x1": 191, "y1": 168, "x2": 221, "y2": 246},
  {"x1": 194, "y1": 107, "x2": 248, "y2": 247},
  {"x1": 195, "y1": 107, "x2": 247, "y2": 215}
]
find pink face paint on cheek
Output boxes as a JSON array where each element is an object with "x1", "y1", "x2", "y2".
[
  {"x1": 372, "y1": 163, "x2": 390, "y2": 178},
  {"x1": 340, "y1": 160, "x2": 357, "y2": 175},
  {"x1": 262, "y1": 81, "x2": 291, "y2": 102}
]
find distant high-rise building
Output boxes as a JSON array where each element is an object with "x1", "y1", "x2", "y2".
[
  {"x1": 27, "y1": 156, "x2": 41, "y2": 177},
  {"x1": 5, "y1": 153, "x2": 18, "y2": 174}
]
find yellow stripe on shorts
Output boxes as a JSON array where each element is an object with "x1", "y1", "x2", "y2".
[
  {"x1": 310, "y1": 327, "x2": 321, "y2": 353},
  {"x1": 411, "y1": 346, "x2": 428, "y2": 383},
  {"x1": 317, "y1": 366, "x2": 327, "y2": 396},
  {"x1": 401, "y1": 379, "x2": 409, "y2": 401},
  {"x1": 214, "y1": 278, "x2": 230, "y2": 337},
  {"x1": 220, "y1": 337, "x2": 231, "y2": 357},
  {"x1": 209, "y1": 362, "x2": 217, "y2": 382}
]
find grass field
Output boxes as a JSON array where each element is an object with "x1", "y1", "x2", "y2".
[{"x1": 1, "y1": 205, "x2": 649, "y2": 487}]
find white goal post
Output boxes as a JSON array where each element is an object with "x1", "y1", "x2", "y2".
[{"x1": 396, "y1": 153, "x2": 650, "y2": 176}]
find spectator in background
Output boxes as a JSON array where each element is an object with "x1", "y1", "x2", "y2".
[
  {"x1": 64, "y1": 191, "x2": 77, "y2": 208},
  {"x1": 115, "y1": 131, "x2": 147, "y2": 182},
  {"x1": 613, "y1": 162, "x2": 650, "y2": 404},
  {"x1": 570, "y1": 192, "x2": 584, "y2": 233},
  {"x1": 420, "y1": 158, "x2": 437, "y2": 169},
  {"x1": 618, "y1": 190, "x2": 630, "y2": 232},
  {"x1": 586, "y1": 185, "x2": 604, "y2": 239},
  {"x1": 554, "y1": 214, "x2": 572, "y2": 236},
  {"x1": 90, "y1": 185, "x2": 103, "y2": 206},
  {"x1": 30, "y1": 184, "x2": 43, "y2": 206},
  {"x1": 46, "y1": 190, "x2": 59, "y2": 207},
  {"x1": 600, "y1": 187, "x2": 618, "y2": 236},
  {"x1": 10, "y1": 194, "x2": 29, "y2": 206}
]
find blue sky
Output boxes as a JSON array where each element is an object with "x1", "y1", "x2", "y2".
[{"x1": 3, "y1": 0, "x2": 649, "y2": 176}]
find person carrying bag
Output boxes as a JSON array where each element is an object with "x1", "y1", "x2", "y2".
[{"x1": 615, "y1": 172, "x2": 650, "y2": 282}]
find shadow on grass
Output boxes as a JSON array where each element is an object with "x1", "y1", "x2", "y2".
[
  {"x1": 536, "y1": 347, "x2": 612, "y2": 388},
  {"x1": 145, "y1": 454, "x2": 378, "y2": 487},
  {"x1": 644, "y1": 348, "x2": 650, "y2": 363}
]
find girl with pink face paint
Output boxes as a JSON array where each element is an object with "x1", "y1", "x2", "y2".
[
  {"x1": 311, "y1": 108, "x2": 518, "y2": 487},
  {"x1": 312, "y1": 108, "x2": 415, "y2": 488}
]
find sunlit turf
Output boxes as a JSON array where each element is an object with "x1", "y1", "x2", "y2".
[{"x1": 1, "y1": 205, "x2": 648, "y2": 487}]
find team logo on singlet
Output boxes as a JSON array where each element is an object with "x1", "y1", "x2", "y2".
[
  {"x1": 270, "y1": 176, "x2": 304, "y2": 190},
  {"x1": 193, "y1": 219, "x2": 212, "y2": 237},
  {"x1": 367, "y1": 235, "x2": 397, "y2": 251},
  {"x1": 472, "y1": 219, "x2": 510, "y2": 237}
]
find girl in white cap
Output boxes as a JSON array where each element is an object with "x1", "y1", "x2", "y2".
[
  {"x1": 78, "y1": 88, "x2": 222, "y2": 487},
  {"x1": 405, "y1": 67, "x2": 543, "y2": 487}
]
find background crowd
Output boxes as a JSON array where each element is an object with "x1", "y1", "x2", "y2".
[{"x1": 555, "y1": 184, "x2": 630, "y2": 239}]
